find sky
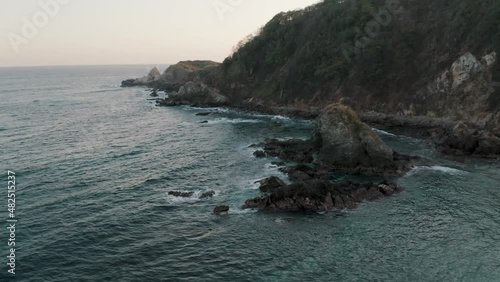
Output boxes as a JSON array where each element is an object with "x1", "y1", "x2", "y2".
[{"x1": 0, "y1": 0, "x2": 320, "y2": 67}]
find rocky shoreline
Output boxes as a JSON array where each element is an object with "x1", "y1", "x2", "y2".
[{"x1": 123, "y1": 63, "x2": 500, "y2": 214}]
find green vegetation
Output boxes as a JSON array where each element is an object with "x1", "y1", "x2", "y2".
[{"x1": 204, "y1": 0, "x2": 500, "y2": 107}]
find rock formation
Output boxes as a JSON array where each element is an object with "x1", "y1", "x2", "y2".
[
  {"x1": 156, "y1": 82, "x2": 228, "y2": 107},
  {"x1": 314, "y1": 104, "x2": 397, "y2": 171},
  {"x1": 256, "y1": 104, "x2": 414, "y2": 176},
  {"x1": 243, "y1": 179, "x2": 402, "y2": 212},
  {"x1": 121, "y1": 67, "x2": 161, "y2": 87}
]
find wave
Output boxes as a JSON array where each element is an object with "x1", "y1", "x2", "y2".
[
  {"x1": 372, "y1": 128, "x2": 396, "y2": 137},
  {"x1": 180, "y1": 106, "x2": 230, "y2": 113},
  {"x1": 203, "y1": 118, "x2": 264, "y2": 125},
  {"x1": 163, "y1": 190, "x2": 219, "y2": 205},
  {"x1": 408, "y1": 165, "x2": 466, "y2": 176},
  {"x1": 228, "y1": 208, "x2": 257, "y2": 215}
]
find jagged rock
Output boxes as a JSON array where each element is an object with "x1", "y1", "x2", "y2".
[
  {"x1": 260, "y1": 138, "x2": 315, "y2": 163},
  {"x1": 253, "y1": 150, "x2": 266, "y2": 158},
  {"x1": 213, "y1": 205, "x2": 230, "y2": 215},
  {"x1": 315, "y1": 104, "x2": 395, "y2": 170},
  {"x1": 200, "y1": 191, "x2": 216, "y2": 199},
  {"x1": 196, "y1": 112, "x2": 211, "y2": 116},
  {"x1": 255, "y1": 176, "x2": 285, "y2": 193},
  {"x1": 159, "y1": 82, "x2": 228, "y2": 107},
  {"x1": 242, "y1": 180, "x2": 402, "y2": 212},
  {"x1": 121, "y1": 67, "x2": 161, "y2": 87},
  {"x1": 431, "y1": 122, "x2": 500, "y2": 156}
]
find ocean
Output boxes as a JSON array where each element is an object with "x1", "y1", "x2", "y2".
[{"x1": 1, "y1": 65, "x2": 500, "y2": 281}]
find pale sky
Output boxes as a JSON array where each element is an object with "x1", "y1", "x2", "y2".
[{"x1": 0, "y1": 0, "x2": 320, "y2": 67}]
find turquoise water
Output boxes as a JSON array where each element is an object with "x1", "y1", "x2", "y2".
[{"x1": 1, "y1": 66, "x2": 500, "y2": 281}]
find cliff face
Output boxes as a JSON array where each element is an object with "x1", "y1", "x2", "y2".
[
  {"x1": 203, "y1": 0, "x2": 500, "y2": 132},
  {"x1": 123, "y1": 0, "x2": 500, "y2": 135}
]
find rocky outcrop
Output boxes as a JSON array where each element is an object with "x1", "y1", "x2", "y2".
[
  {"x1": 257, "y1": 138, "x2": 315, "y2": 163},
  {"x1": 121, "y1": 61, "x2": 220, "y2": 90},
  {"x1": 415, "y1": 52, "x2": 499, "y2": 130},
  {"x1": 213, "y1": 205, "x2": 229, "y2": 215},
  {"x1": 156, "y1": 61, "x2": 220, "y2": 91},
  {"x1": 121, "y1": 67, "x2": 161, "y2": 87},
  {"x1": 431, "y1": 122, "x2": 500, "y2": 157},
  {"x1": 359, "y1": 112, "x2": 500, "y2": 158},
  {"x1": 315, "y1": 104, "x2": 395, "y2": 170},
  {"x1": 243, "y1": 179, "x2": 402, "y2": 212},
  {"x1": 156, "y1": 82, "x2": 228, "y2": 107},
  {"x1": 255, "y1": 176, "x2": 285, "y2": 193},
  {"x1": 256, "y1": 104, "x2": 414, "y2": 176}
]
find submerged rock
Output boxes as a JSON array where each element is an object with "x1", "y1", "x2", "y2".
[
  {"x1": 213, "y1": 205, "x2": 230, "y2": 215},
  {"x1": 168, "y1": 191, "x2": 195, "y2": 198},
  {"x1": 200, "y1": 191, "x2": 216, "y2": 199}
]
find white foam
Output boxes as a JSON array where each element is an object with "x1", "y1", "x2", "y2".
[
  {"x1": 271, "y1": 115, "x2": 291, "y2": 122},
  {"x1": 372, "y1": 128, "x2": 396, "y2": 137},
  {"x1": 163, "y1": 190, "x2": 219, "y2": 205},
  {"x1": 228, "y1": 208, "x2": 258, "y2": 215},
  {"x1": 181, "y1": 106, "x2": 230, "y2": 113},
  {"x1": 204, "y1": 118, "x2": 263, "y2": 125},
  {"x1": 408, "y1": 165, "x2": 466, "y2": 176}
]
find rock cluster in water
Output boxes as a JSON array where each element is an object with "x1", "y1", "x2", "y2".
[
  {"x1": 243, "y1": 178, "x2": 401, "y2": 212},
  {"x1": 242, "y1": 103, "x2": 415, "y2": 213}
]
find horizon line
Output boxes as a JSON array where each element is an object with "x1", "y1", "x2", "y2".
[{"x1": 0, "y1": 62, "x2": 195, "y2": 69}]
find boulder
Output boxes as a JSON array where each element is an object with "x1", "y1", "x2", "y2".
[
  {"x1": 253, "y1": 150, "x2": 266, "y2": 158},
  {"x1": 256, "y1": 176, "x2": 285, "y2": 193},
  {"x1": 315, "y1": 104, "x2": 395, "y2": 170},
  {"x1": 213, "y1": 205, "x2": 230, "y2": 215},
  {"x1": 200, "y1": 191, "x2": 216, "y2": 199}
]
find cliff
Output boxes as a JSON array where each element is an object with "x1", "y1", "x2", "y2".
[
  {"x1": 206, "y1": 0, "x2": 500, "y2": 133},
  {"x1": 122, "y1": 0, "x2": 500, "y2": 156}
]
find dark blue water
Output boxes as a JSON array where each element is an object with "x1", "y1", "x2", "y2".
[{"x1": 1, "y1": 66, "x2": 500, "y2": 281}]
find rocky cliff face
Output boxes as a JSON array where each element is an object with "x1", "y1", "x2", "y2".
[{"x1": 414, "y1": 52, "x2": 499, "y2": 133}]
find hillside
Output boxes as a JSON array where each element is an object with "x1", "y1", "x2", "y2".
[{"x1": 203, "y1": 0, "x2": 500, "y2": 132}]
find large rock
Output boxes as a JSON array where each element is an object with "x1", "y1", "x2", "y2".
[
  {"x1": 256, "y1": 176, "x2": 285, "y2": 193},
  {"x1": 121, "y1": 67, "x2": 161, "y2": 87},
  {"x1": 213, "y1": 205, "x2": 230, "y2": 215},
  {"x1": 431, "y1": 122, "x2": 500, "y2": 156},
  {"x1": 315, "y1": 104, "x2": 395, "y2": 170},
  {"x1": 158, "y1": 82, "x2": 228, "y2": 107}
]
